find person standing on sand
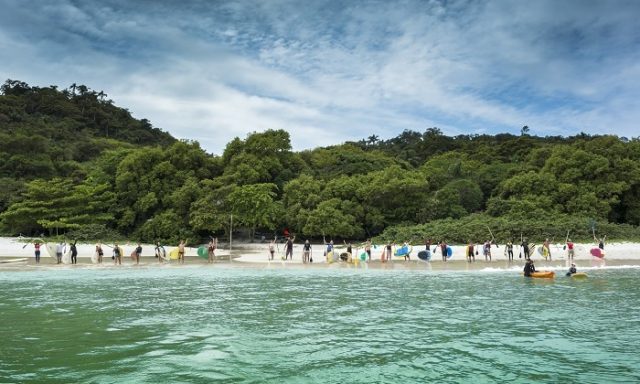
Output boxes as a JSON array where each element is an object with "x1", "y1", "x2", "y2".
[
  {"x1": 155, "y1": 242, "x2": 164, "y2": 263},
  {"x1": 285, "y1": 235, "x2": 295, "y2": 260},
  {"x1": 34, "y1": 241, "x2": 41, "y2": 264},
  {"x1": 440, "y1": 241, "x2": 447, "y2": 262},
  {"x1": 384, "y1": 242, "x2": 392, "y2": 263},
  {"x1": 506, "y1": 240, "x2": 514, "y2": 261},
  {"x1": 208, "y1": 238, "x2": 217, "y2": 263},
  {"x1": 135, "y1": 243, "x2": 142, "y2": 265},
  {"x1": 113, "y1": 244, "x2": 122, "y2": 265},
  {"x1": 521, "y1": 239, "x2": 530, "y2": 260},
  {"x1": 483, "y1": 240, "x2": 491, "y2": 262},
  {"x1": 566, "y1": 239, "x2": 575, "y2": 261},
  {"x1": 268, "y1": 238, "x2": 276, "y2": 260},
  {"x1": 467, "y1": 241, "x2": 475, "y2": 262},
  {"x1": 178, "y1": 240, "x2": 186, "y2": 264},
  {"x1": 323, "y1": 237, "x2": 334, "y2": 262},
  {"x1": 402, "y1": 241, "x2": 410, "y2": 261},
  {"x1": 594, "y1": 234, "x2": 606, "y2": 253},
  {"x1": 70, "y1": 240, "x2": 78, "y2": 264},
  {"x1": 543, "y1": 238, "x2": 552, "y2": 260},
  {"x1": 96, "y1": 242, "x2": 104, "y2": 264},
  {"x1": 365, "y1": 239, "x2": 372, "y2": 261},
  {"x1": 303, "y1": 240, "x2": 312, "y2": 263},
  {"x1": 55, "y1": 241, "x2": 66, "y2": 264}
]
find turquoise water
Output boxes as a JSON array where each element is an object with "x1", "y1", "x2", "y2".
[{"x1": 1, "y1": 266, "x2": 639, "y2": 383}]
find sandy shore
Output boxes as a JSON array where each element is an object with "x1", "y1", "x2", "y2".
[{"x1": 2, "y1": 237, "x2": 639, "y2": 272}]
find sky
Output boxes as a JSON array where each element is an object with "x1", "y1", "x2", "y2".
[{"x1": 1, "y1": 0, "x2": 639, "y2": 155}]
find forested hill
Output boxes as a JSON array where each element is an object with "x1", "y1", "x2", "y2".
[
  {"x1": 1, "y1": 79, "x2": 640, "y2": 243},
  {"x1": 0, "y1": 79, "x2": 175, "y2": 181}
]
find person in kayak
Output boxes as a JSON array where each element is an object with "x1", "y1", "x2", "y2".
[
  {"x1": 565, "y1": 263, "x2": 577, "y2": 277},
  {"x1": 523, "y1": 259, "x2": 537, "y2": 277}
]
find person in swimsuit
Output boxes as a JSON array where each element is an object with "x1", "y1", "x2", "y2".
[
  {"x1": 323, "y1": 237, "x2": 334, "y2": 262},
  {"x1": 565, "y1": 263, "x2": 577, "y2": 277},
  {"x1": 96, "y1": 242, "x2": 104, "y2": 264},
  {"x1": 178, "y1": 240, "x2": 186, "y2": 264},
  {"x1": 268, "y1": 238, "x2": 276, "y2": 260},
  {"x1": 440, "y1": 241, "x2": 447, "y2": 262},
  {"x1": 303, "y1": 240, "x2": 312, "y2": 263},
  {"x1": 208, "y1": 238, "x2": 217, "y2": 263},
  {"x1": 135, "y1": 243, "x2": 142, "y2": 265},
  {"x1": 285, "y1": 236, "x2": 295, "y2": 260},
  {"x1": 566, "y1": 239, "x2": 575, "y2": 261},
  {"x1": 467, "y1": 241, "x2": 475, "y2": 262},
  {"x1": 113, "y1": 244, "x2": 122, "y2": 265},
  {"x1": 383, "y1": 243, "x2": 392, "y2": 263},
  {"x1": 55, "y1": 241, "x2": 66, "y2": 264},
  {"x1": 483, "y1": 240, "x2": 491, "y2": 262},
  {"x1": 155, "y1": 242, "x2": 165, "y2": 263},
  {"x1": 364, "y1": 239, "x2": 372, "y2": 261},
  {"x1": 543, "y1": 238, "x2": 552, "y2": 261},
  {"x1": 34, "y1": 242, "x2": 41, "y2": 264}
]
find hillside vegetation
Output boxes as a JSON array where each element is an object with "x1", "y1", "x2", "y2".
[{"x1": 2, "y1": 79, "x2": 640, "y2": 243}]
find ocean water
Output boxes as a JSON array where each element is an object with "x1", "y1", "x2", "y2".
[{"x1": 1, "y1": 266, "x2": 639, "y2": 383}]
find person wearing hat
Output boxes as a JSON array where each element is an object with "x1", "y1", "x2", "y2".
[{"x1": 566, "y1": 263, "x2": 577, "y2": 277}]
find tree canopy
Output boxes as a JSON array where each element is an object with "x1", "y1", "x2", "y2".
[{"x1": 2, "y1": 79, "x2": 640, "y2": 243}]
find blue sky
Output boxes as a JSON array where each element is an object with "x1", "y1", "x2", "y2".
[{"x1": 1, "y1": 0, "x2": 639, "y2": 154}]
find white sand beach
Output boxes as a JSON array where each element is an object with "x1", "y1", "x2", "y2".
[{"x1": 1, "y1": 237, "x2": 639, "y2": 271}]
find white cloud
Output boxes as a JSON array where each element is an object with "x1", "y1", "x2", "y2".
[{"x1": 1, "y1": 0, "x2": 639, "y2": 156}]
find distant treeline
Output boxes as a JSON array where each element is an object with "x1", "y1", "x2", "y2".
[{"x1": 2, "y1": 79, "x2": 640, "y2": 244}]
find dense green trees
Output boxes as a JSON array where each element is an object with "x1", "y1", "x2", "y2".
[{"x1": 2, "y1": 79, "x2": 640, "y2": 243}]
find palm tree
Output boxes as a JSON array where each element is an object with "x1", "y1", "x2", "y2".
[{"x1": 367, "y1": 134, "x2": 379, "y2": 146}]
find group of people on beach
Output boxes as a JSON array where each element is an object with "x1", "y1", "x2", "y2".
[
  {"x1": 28, "y1": 239, "x2": 194, "y2": 266},
  {"x1": 266, "y1": 233, "x2": 607, "y2": 265}
]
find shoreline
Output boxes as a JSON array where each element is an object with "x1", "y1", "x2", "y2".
[{"x1": 1, "y1": 237, "x2": 638, "y2": 272}]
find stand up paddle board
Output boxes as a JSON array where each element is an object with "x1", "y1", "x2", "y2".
[
  {"x1": 590, "y1": 248, "x2": 604, "y2": 258},
  {"x1": 446, "y1": 246, "x2": 453, "y2": 258},
  {"x1": 417, "y1": 250, "x2": 431, "y2": 261}
]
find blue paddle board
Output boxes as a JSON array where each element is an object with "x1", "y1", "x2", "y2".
[
  {"x1": 446, "y1": 246, "x2": 453, "y2": 258},
  {"x1": 394, "y1": 245, "x2": 411, "y2": 257}
]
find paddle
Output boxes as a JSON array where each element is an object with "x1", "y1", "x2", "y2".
[{"x1": 486, "y1": 225, "x2": 498, "y2": 248}]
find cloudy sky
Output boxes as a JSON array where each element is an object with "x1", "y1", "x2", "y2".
[{"x1": 1, "y1": 0, "x2": 639, "y2": 154}]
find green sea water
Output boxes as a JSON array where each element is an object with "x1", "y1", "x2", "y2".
[{"x1": 1, "y1": 266, "x2": 639, "y2": 383}]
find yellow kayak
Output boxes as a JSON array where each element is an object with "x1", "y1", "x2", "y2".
[{"x1": 524, "y1": 271, "x2": 555, "y2": 279}]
